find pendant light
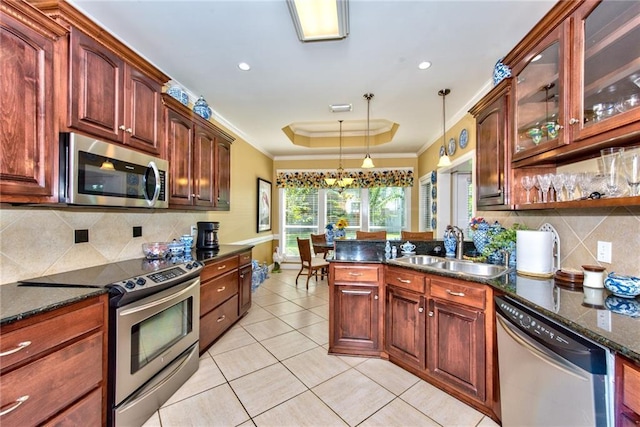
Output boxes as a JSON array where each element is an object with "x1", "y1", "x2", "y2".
[
  {"x1": 324, "y1": 120, "x2": 353, "y2": 191},
  {"x1": 361, "y1": 93, "x2": 375, "y2": 168},
  {"x1": 437, "y1": 88, "x2": 452, "y2": 168}
]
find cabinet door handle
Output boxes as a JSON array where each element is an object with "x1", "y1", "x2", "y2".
[
  {"x1": 0, "y1": 395, "x2": 29, "y2": 416},
  {"x1": 342, "y1": 290, "x2": 370, "y2": 295},
  {"x1": 397, "y1": 278, "x2": 411, "y2": 284},
  {"x1": 216, "y1": 315, "x2": 226, "y2": 323},
  {"x1": 240, "y1": 273, "x2": 245, "y2": 279},
  {"x1": 418, "y1": 307, "x2": 424, "y2": 313},
  {"x1": 348, "y1": 272, "x2": 363, "y2": 277},
  {"x1": 217, "y1": 265, "x2": 226, "y2": 270},
  {"x1": 428, "y1": 311, "x2": 434, "y2": 317},
  {"x1": 125, "y1": 128, "x2": 132, "y2": 133},
  {"x1": 374, "y1": 295, "x2": 379, "y2": 300},
  {"x1": 446, "y1": 289, "x2": 465, "y2": 297},
  {"x1": 0, "y1": 341, "x2": 31, "y2": 357},
  {"x1": 118, "y1": 125, "x2": 126, "y2": 131},
  {"x1": 569, "y1": 118, "x2": 580, "y2": 125},
  {"x1": 217, "y1": 286, "x2": 226, "y2": 292}
]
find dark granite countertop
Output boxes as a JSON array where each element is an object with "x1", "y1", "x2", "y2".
[
  {"x1": 333, "y1": 239, "x2": 640, "y2": 363},
  {"x1": 0, "y1": 244, "x2": 253, "y2": 327}
]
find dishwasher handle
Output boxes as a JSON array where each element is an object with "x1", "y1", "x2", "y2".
[{"x1": 497, "y1": 314, "x2": 589, "y2": 381}]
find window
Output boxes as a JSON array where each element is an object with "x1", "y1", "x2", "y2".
[
  {"x1": 281, "y1": 186, "x2": 409, "y2": 257},
  {"x1": 419, "y1": 174, "x2": 434, "y2": 231}
]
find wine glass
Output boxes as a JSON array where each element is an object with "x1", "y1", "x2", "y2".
[
  {"x1": 577, "y1": 172, "x2": 594, "y2": 198},
  {"x1": 600, "y1": 147, "x2": 624, "y2": 197},
  {"x1": 521, "y1": 175, "x2": 535, "y2": 204},
  {"x1": 536, "y1": 174, "x2": 552, "y2": 203},
  {"x1": 563, "y1": 173, "x2": 578, "y2": 201},
  {"x1": 621, "y1": 146, "x2": 640, "y2": 196},
  {"x1": 550, "y1": 173, "x2": 565, "y2": 202}
]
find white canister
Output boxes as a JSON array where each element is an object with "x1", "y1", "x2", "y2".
[{"x1": 582, "y1": 265, "x2": 606, "y2": 288}]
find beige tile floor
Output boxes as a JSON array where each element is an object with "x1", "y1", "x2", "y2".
[{"x1": 142, "y1": 269, "x2": 500, "y2": 427}]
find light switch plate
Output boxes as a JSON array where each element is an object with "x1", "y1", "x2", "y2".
[{"x1": 597, "y1": 241, "x2": 612, "y2": 263}]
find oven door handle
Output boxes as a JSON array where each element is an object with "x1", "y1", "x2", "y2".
[
  {"x1": 119, "y1": 278, "x2": 199, "y2": 316},
  {"x1": 497, "y1": 314, "x2": 589, "y2": 381}
]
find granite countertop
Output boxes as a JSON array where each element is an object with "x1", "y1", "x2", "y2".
[
  {"x1": 0, "y1": 244, "x2": 253, "y2": 327},
  {"x1": 333, "y1": 239, "x2": 640, "y2": 363}
]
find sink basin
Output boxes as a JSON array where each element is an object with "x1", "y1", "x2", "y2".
[
  {"x1": 429, "y1": 260, "x2": 509, "y2": 278},
  {"x1": 392, "y1": 255, "x2": 510, "y2": 279}
]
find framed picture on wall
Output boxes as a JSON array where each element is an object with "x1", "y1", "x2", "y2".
[{"x1": 257, "y1": 178, "x2": 272, "y2": 232}]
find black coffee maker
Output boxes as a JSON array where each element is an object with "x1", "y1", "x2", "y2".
[{"x1": 196, "y1": 221, "x2": 219, "y2": 250}]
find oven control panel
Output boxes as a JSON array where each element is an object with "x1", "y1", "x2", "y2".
[{"x1": 112, "y1": 261, "x2": 204, "y2": 293}]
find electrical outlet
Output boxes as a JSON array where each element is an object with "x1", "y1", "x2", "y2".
[
  {"x1": 597, "y1": 310, "x2": 611, "y2": 332},
  {"x1": 190, "y1": 225, "x2": 197, "y2": 236},
  {"x1": 597, "y1": 241, "x2": 612, "y2": 263},
  {"x1": 74, "y1": 229, "x2": 89, "y2": 243},
  {"x1": 133, "y1": 226, "x2": 142, "y2": 238}
]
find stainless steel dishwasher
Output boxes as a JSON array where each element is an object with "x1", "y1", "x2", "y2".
[{"x1": 495, "y1": 296, "x2": 613, "y2": 427}]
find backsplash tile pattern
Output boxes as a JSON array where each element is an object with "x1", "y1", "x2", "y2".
[{"x1": 480, "y1": 206, "x2": 640, "y2": 277}]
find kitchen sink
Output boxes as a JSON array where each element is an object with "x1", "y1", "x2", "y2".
[{"x1": 391, "y1": 255, "x2": 510, "y2": 279}]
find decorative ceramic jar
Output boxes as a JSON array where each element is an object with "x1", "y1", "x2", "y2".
[
  {"x1": 493, "y1": 58, "x2": 512, "y2": 86},
  {"x1": 472, "y1": 223, "x2": 490, "y2": 254},
  {"x1": 167, "y1": 84, "x2": 189, "y2": 106},
  {"x1": 604, "y1": 273, "x2": 640, "y2": 298},
  {"x1": 193, "y1": 96, "x2": 212, "y2": 119},
  {"x1": 444, "y1": 233, "x2": 456, "y2": 258},
  {"x1": 326, "y1": 229, "x2": 334, "y2": 244},
  {"x1": 334, "y1": 229, "x2": 346, "y2": 240},
  {"x1": 582, "y1": 265, "x2": 606, "y2": 288}
]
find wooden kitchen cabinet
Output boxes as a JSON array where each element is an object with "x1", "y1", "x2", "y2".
[
  {"x1": 329, "y1": 263, "x2": 383, "y2": 356},
  {"x1": 469, "y1": 79, "x2": 513, "y2": 209},
  {"x1": 426, "y1": 276, "x2": 496, "y2": 413},
  {"x1": 0, "y1": 0, "x2": 66, "y2": 204},
  {"x1": 163, "y1": 94, "x2": 234, "y2": 210},
  {"x1": 238, "y1": 251, "x2": 253, "y2": 316},
  {"x1": 615, "y1": 354, "x2": 640, "y2": 427},
  {"x1": 0, "y1": 294, "x2": 108, "y2": 427},
  {"x1": 384, "y1": 266, "x2": 427, "y2": 370}
]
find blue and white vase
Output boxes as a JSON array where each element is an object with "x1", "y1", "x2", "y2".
[
  {"x1": 334, "y1": 229, "x2": 346, "y2": 240},
  {"x1": 444, "y1": 233, "x2": 456, "y2": 258},
  {"x1": 472, "y1": 223, "x2": 490, "y2": 254},
  {"x1": 326, "y1": 229, "x2": 334, "y2": 244},
  {"x1": 167, "y1": 84, "x2": 189, "y2": 106},
  {"x1": 193, "y1": 96, "x2": 212, "y2": 119}
]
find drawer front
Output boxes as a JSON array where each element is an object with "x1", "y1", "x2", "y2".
[
  {"x1": 0, "y1": 298, "x2": 104, "y2": 371},
  {"x1": 200, "y1": 294, "x2": 239, "y2": 353},
  {"x1": 0, "y1": 332, "x2": 103, "y2": 427},
  {"x1": 623, "y1": 360, "x2": 640, "y2": 415},
  {"x1": 201, "y1": 256, "x2": 239, "y2": 282},
  {"x1": 201, "y1": 271, "x2": 239, "y2": 315},
  {"x1": 238, "y1": 251, "x2": 252, "y2": 267},
  {"x1": 430, "y1": 278, "x2": 486, "y2": 310},
  {"x1": 386, "y1": 267, "x2": 427, "y2": 293},
  {"x1": 43, "y1": 387, "x2": 102, "y2": 427},
  {"x1": 334, "y1": 265, "x2": 380, "y2": 283}
]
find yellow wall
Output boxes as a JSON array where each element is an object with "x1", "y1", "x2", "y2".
[{"x1": 417, "y1": 113, "x2": 476, "y2": 174}]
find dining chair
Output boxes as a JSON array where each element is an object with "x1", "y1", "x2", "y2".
[
  {"x1": 401, "y1": 231, "x2": 434, "y2": 241},
  {"x1": 296, "y1": 237, "x2": 330, "y2": 289},
  {"x1": 356, "y1": 230, "x2": 387, "y2": 240},
  {"x1": 310, "y1": 233, "x2": 332, "y2": 259}
]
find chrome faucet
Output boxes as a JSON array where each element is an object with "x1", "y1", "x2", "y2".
[{"x1": 445, "y1": 225, "x2": 465, "y2": 260}]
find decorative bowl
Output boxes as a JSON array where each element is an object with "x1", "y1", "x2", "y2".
[
  {"x1": 142, "y1": 242, "x2": 170, "y2": 260},
  {"x1": 604, "y1": 272, "x2": 640, "y2": 298},
  {"x1": 605, "y1": 295, "x2": 640, "y2": 318}
]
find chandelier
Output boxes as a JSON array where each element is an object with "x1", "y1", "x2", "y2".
[{"x1": 325, "y1": 120, "x2": 353, "y2": 192}]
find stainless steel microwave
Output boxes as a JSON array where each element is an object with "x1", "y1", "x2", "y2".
[{"x1": 59, "y1": 133, "x2": 168, "y2": 208}]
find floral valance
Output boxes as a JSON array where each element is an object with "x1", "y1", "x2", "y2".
[{"x1": 276, "y1": 169, "x2": 414, "y2": 189}]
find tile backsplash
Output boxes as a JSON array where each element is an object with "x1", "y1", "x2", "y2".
[
  {"x1": 479, "y1": 205, "x2": 640, "y2": 277},
  {"x1": 0, "y1": 206, "x2": 221, "y2": 285}
]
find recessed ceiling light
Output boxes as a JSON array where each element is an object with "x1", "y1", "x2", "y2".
[
  {"x1": 329, "y1": 103, "x2": 352, "y2": 113},
  {"x1": 531, "y1": 54, "x2": 542, "y2": 62},
  {"x1": 238, "y1": 62, "x2": 251, "y2": 71},
  {"x1": 418, "y1": 61, "x2": 432, "y2": 70}
]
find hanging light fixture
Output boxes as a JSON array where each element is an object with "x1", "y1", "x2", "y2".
[
  {"x1": 324, "y1": 120, "x2": 353, "y2": 192},
  {"x1": 361, "y1": 93, "x2": 375, "y2": 168},
  {"x1": 437, "y1": 88, "x2": 452, "y2": 168}
]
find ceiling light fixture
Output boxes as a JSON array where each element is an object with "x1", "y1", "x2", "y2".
[
  {"x1": 324, "y1": 120, "x2": 353, "y2": 192},
  {"x1": 329, "y1": 103, "x2": 352, "y2": 113},
  {"x1": 238, "y1": 62, "x2": 251, "y2": 71},
  {"x1": 361, "y1": 93, "x2": 375, "y2": 169},
  {"x1": 286, "y1": 0, "x2": 349, "y2": 42},
  {"x1": 418, "y1": 61, "x2": 432, "y2": 70},
  {"x1": 437, "y1": 88, "x2": 452, "y2": 168}
]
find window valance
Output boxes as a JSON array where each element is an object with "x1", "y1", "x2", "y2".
[{"x1": 276, "y1": 169, "x2": 414, "y2": 189}]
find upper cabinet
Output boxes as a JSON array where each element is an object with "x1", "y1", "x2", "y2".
[
  {"x1": 0, "y1": 0, "x2": 67, "y2": 204},
  {"x1": 29, "y1": 0, "x2": 169, "y2": 156}
]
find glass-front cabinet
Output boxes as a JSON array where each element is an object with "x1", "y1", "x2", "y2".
[{"x1": 571, "y1": 0, "x2": 640, "y2": 142}]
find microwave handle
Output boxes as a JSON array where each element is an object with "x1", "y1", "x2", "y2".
[{"x1": 146, "y1": 161, "x2": 161, "y2": 206}]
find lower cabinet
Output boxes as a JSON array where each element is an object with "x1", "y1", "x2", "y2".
[
  {"x1": 329, "y1": 263, "x2": 383, "y2": 356},
  {"x1": 616, "y1": 354, "x2": 640, "y2": 427},
  {"x1": 0, "y1": 294, "x2": 108, "y2": 427},
  {"x1": 199, "y1": 251, "x2": 252, "y2": 354}
]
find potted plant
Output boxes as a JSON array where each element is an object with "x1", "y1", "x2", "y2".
[{"x1": 481, "y1": 223, "x2": 527, "y2": 265}]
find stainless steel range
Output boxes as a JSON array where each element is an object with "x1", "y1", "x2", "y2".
[{"x1": 20, "y1": 257, "x2": 204, "y2": 426}]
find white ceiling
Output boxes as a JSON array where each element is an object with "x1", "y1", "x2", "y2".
[{"x1": 68, "y1": 0, "x2": 556, "y2": 159}]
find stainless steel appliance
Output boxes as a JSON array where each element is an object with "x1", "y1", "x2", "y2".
[
  {"x1": 20, "y1": 257, "x2": 203, "y2": 426},
  {"x1": 495, "y1": 296, "x2": 613, "y2": 426},
  {"x1": 196, "y1": 221, "x2": 219, "y2": 249},
  {"x1": 59, "y1": 132, "x2": 168, "y2": 208}
]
